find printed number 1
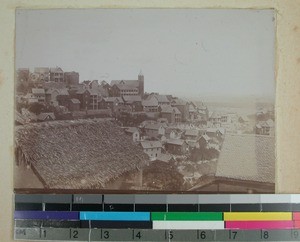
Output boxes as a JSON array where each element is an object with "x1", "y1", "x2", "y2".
[{"x1": 40, "y1": 229, "x2": 46, "y2": 238}]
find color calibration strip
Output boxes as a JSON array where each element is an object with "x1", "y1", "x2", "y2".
[
  {"x1": 14, "y1": 194, "x2": 300, "y2": 241},
  {"x1": 14, "y1": 211, "x2": 300, "y2": 230}
]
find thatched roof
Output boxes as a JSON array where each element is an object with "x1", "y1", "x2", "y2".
[{"x1": 15, "y1": 119, "x2": 149, "y2": 189}]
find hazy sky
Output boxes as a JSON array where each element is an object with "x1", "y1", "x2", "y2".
[{"x1": 16, "y1": 9, "x2": 275, "y2": 99}]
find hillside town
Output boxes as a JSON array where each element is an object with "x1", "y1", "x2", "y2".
[{"x1": 15, "y1": 67, "x2": 275, "y2": 192}]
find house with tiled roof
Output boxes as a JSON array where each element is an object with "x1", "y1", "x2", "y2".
[
  {"x1": 165, "y1": 139, "x2": 188, "y2": 155},
  {"x1": 37, "y1": 112, "x2": 55, "y2": 122},
  {"x1": 111, "y1": 84, "x2": 139, "y2": 97},
  {"x1": 156, "y1": 153, "x2": 173, "y2": 163},
  {"x1": 68, "y1": 98, "x2": 81, "y2": 111},
  {"x1": 125, "y1": 127, "x2": 140, "y2": 142},
  {"x1": 193, "y1": 134, "x2": 275, "y2": 193},
  {"x1": 209, "y1": 112, "x2": 222, "y2": 127},
  {"x1": 188, "y1": 102, "x2": 197, "y2": 120},
  {"x1": 160, "y1": 105, "x2": 181, "y2": 123},
  {"x1": 140, "y1": 140, "x2": 163, "y2": 161},
  {"x1": 110, "y1": 72, "x2": 144, "y2": 96},
  {"x1": 15, "y1": 111, "x2": 26, "y2": 125},
  {"x1": 184, "y1": 129, "x2": 199, "y2": 141},
  {"x1": 147, "y1": 93, "x2": 170, "y2": 106},
  {"x1": 165, "y1": 128, "x2": 179, "y2": 139},
  {"x1": 171, "y1": 98, "x2": 189, "y2": 121},
  {"x1": 75, "y1": 88, "x2": 91, "y2": 110},
  {"x1": 142, "y1": 96, "x2": 159, "y2": 112},
  {"x1": 104, "y1": 97, "x2": 124, "y2": 113},
  {"x1": 144, "y1": 123, "x2": 165, "y2": 138},
  {"x1": 45, "y1": 88, "x2": 69, "y2": 106},
  {"x1": 31, "y1": 88, "x2": 45, "y2": 103},
  {"x1": 50, "y1": 67, "x2": 64, "y2": 83},
  {"x1": 198, "y1": 134, "x2": 212, "y2": 148},
  {"x1": 255, "y1": 119, "x2": 275, "y2": 136},
  {"x1": 21, "y1": 108, "x2": 37, "y2": 122},
  {"x1": 122, "y1": 96, "x2": 143, "y2": 112}
]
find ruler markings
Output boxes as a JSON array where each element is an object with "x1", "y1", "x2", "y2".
[
  {"x1": 14, "y1": 194, "x2": 300, "y2": 241},
  {"x1": 15, "y1": 228, "x2": 300, "y2": 241}
]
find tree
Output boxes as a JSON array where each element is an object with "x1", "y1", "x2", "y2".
[
  {"x1": 189, "y1": 146, "x2": 219, "y2": 161},
  {"x1": 28, "y1": 102, "x2": 45, "y2": 115},
  {"x1": 142, "y1": 161, "x2": 184, "y2": 190}
]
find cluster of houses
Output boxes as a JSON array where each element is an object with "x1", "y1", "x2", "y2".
[
  {"x1": 123, "y1": 119, "x2": 225, "y2": 162},
  {"x1": 16, "y1": 67, "x2": 275, "y2": 138},
  {"x1": 15, "y1": 67, "x2": 275, "y2": 193},
  {"x1": 15, "y1": 67, "x2": 211, "y2": 125}
]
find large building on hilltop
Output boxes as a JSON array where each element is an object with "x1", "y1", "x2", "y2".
[{"x1": 110, "y1": 71, "x2": 144, "y2": 97}]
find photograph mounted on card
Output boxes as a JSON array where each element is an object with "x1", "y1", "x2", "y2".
[{"x1": 14, "y1": 9, "x2": 275, "y2": 193}]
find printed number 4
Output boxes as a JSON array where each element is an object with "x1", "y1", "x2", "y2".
[{"x1": 135, "y1": 231, "x2": 141, "y2": 239}]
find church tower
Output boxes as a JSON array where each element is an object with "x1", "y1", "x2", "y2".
[{"x1": 138, "y1": 70, "x2": 144, "y2": 96}]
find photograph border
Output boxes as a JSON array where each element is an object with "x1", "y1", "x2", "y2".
[{"x1": 1, "y1": 1, "x2": 300, "y2": 241}]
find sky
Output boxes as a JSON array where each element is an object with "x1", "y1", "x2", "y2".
[{"x1": 16, "y1": 9, "x2": 275, "y2": 100}]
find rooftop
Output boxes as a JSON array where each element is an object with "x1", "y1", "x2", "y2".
[
  {"x1": 70, "y1": 98, "x2": 80, "y2": 104},
  {"x1": 115, "y1": 84, "x2": 138, "y2": 91},
  {"x1": 125, "y1": 127, "x2": 139, "y2": 134},
  {"x1": 142, "y1": 97, "x2": 159, "y2": 107},
  {"x1": 15, "y1": 119, "x2": 148, "y2": 189},
  {"x1": 144, "y1": 123, "x2": 164, "y2": 130},
  {"x1": 110, "y1": 80, "x2": 140, "y2": 87},
  {"x1": 104, "y1": 97, "x2": 123, "y2": 103},
  {"x1": 185, "y1": 129, "x2": 199, "y2": 137},
  {"x1": 160, "y1": 105, "x2": 181, "y2": 115},
  {"x1": 123, "y1": 96, "x2": 142, "y2": 103},
  {"x1": 32, "y1": 88, "x2": 45, "y2": 94},
  {"x1": 37, "y1": 113, "x2": 55, "y2": 121},
  {"x1": 50, "y1": 67, "x2": 63, "y2": 73},
  {"x1": 166, "y1": 139, "x2": 186, "y2": 146},
  {"x1": 149, "y1": 94, "x2": 170, "y2": 103},
  {"x1": 141, "y1": 141, "x2": 162, "y2": 149},
  {"x1": 172, "y1": 98, "x2": 188, "y2": 106},
  {"x1": 215, "y1": 134, "x2": 275, "y2": 183}
]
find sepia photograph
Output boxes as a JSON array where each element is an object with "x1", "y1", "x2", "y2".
[{"x1": 14, "y1": 9, "x2": 275, "y2": 193}]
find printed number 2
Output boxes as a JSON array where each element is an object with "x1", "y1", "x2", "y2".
[
  {"x1": 70, "y1": 230, "x2": 78, "y2": 239},
  {"x1": 229, "y1": 230, "x2": 237, "y2": 240}
]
